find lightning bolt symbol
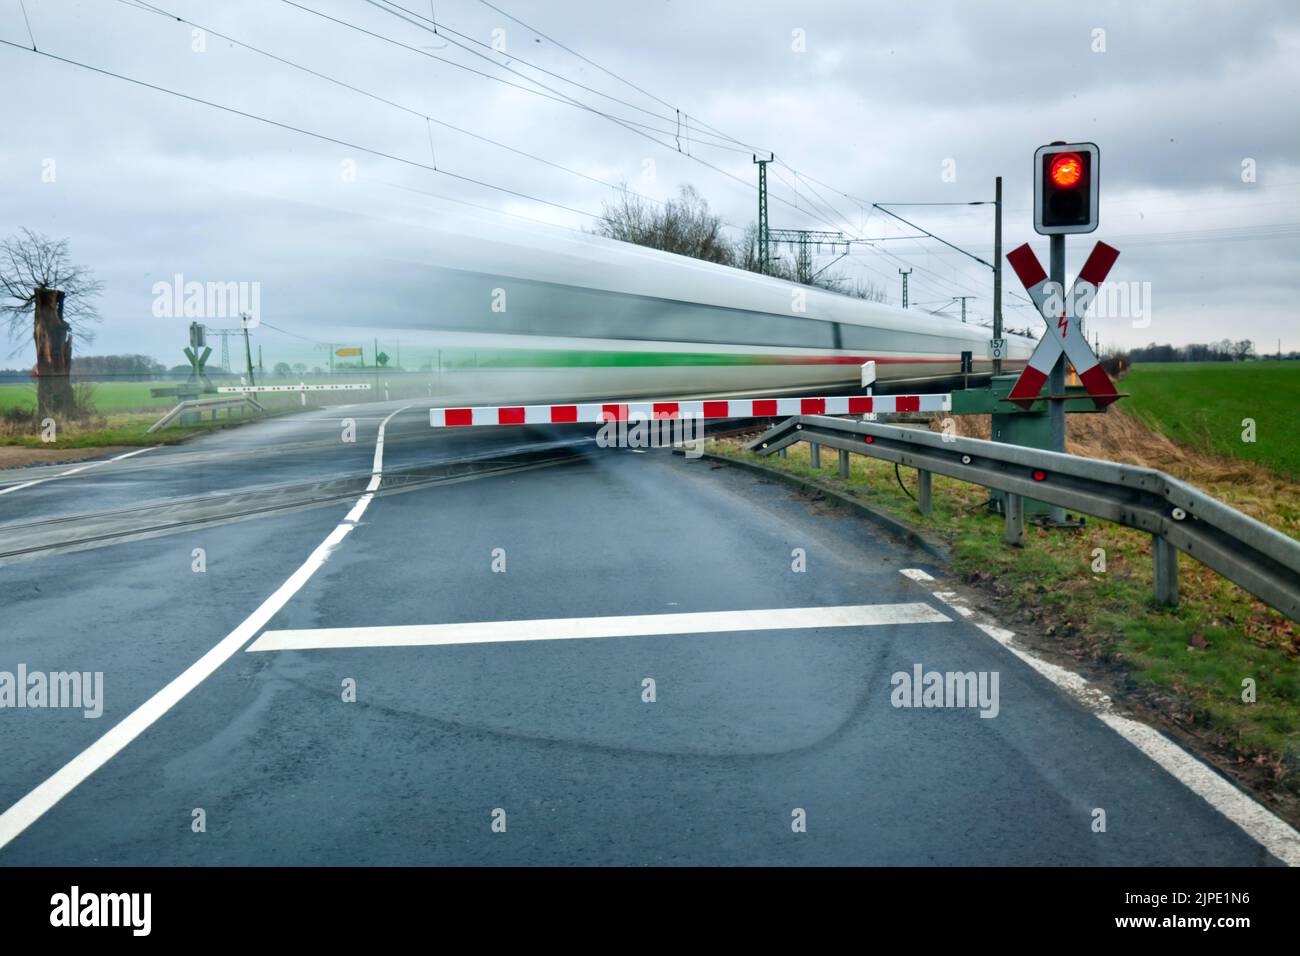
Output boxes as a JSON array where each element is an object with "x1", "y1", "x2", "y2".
[{"x1": 1057, "y1": 315, "x2": 1069, "y2": 338}]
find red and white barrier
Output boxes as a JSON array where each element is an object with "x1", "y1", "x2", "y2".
[
  {"x1": 430, "y1": 393, "x2": 952, "y2": 427},
  {"x1": 217, "y1": 383, "x2": 372, "y2": 393}
]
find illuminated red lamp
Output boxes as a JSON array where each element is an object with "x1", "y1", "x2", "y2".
[
  {"x1": 1032, "y1": 469, "x2": 1047, "y2": 482},
  {"x1": 1049, "y1": 153, "x2": 1083, "y2": 188},
  {"x1": 864, "y1": 435, "x2": 874, "y2": 444}
]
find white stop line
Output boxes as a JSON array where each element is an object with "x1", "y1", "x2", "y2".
[{"x1": 246, "y1": 603, "x2": 953, "y2": 652}]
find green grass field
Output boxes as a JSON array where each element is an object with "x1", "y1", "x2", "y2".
[
  {"x1": 0, "y1": 381, "x2": 176, "y2": 413},
  {"x1": 0, "y1": 376, "x2": 386, "y2": 414},
  {"x1": 1123, "y1": 360, "x2": 1300, "y2": 477}
]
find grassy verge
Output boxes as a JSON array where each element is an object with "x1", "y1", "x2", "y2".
[
  {"x1": 0, "y1": 410, "x2": 274, "y2": 449},
  {"x1": 710, "y1": 415, "x2": 1300, "y2": 822}
]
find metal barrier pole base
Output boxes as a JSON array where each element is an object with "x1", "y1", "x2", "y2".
[
  {"x1": 1004, "y1": 493, "x2": 1025, "y2": 547},
  {"x1": 838, "y1": 448, "x2": 850, "y2": 479},
  {"x1": 1153, "y1": 535, "x2": 1180, "y2": 607},
  {"x1": 809, "y1": 442, "x2": 820, "y2": 468}
]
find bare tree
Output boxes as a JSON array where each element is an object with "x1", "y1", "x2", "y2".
[
  {"x1": 813, "y1": 275, "x2": 889, "y2": 302},
  {"x1": 0, "y1": 228, "x2": 103, "y2": 418},
  {"x1": 846, "y1": 279, "x2": 889, "y2": 303},
  {"x1": 597, "y1": 182, "x2": 886, "y2": 302},
  {"x1": 594, "y1": 184, "x2": 737, "y2": 265}
]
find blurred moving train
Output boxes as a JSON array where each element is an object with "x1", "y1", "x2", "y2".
[{"x1": 381, "y1": 219, "x2": 1036, "y2": 406}]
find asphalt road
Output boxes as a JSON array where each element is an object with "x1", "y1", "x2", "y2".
[{"x1": 0, "y1": 400, "x2": 1288, "y2": 865}]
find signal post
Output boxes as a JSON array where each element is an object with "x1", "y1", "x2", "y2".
[{"x1": 952, "y1": 141, "x2": 1123, "y2": 524}]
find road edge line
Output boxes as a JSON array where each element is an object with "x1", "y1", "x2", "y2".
[
  {"x1": 906, "y1": 569, "x2": 1300, "y2": 867},
  {"x1": 0, "y1": 406, "x2": 410, "y2": 852}
]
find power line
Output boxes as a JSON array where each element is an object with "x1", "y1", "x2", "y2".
[
  {"x1": 276, "y1": 0, "x2": 749, "y2": 154},
  {"x1": 459, "y1": 0, "x2": 1039, "y2": 306},
  {"x1": 422, "y1": 0, "x2": 1013, "y2": 302},
  {"x1": 361, "y1": 0, "x2": 754, "y2": 155},
  {"x1": 373, "y1": 0, "x2": 744, "y2": 148},
  {"x1": 0, "y1": 37, "x2": 603, "y2": 222},
  {"x1": 351, "y1": 0, "x2": 807, "y2": 216},
  {"x1": 259, "y1": 321, "x2": 327, "y2": 345},
  {"x1": 113, "y1": 0, "x2": 675, "y2": 215}
]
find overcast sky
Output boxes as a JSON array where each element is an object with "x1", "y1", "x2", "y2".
[{"x1": 1, "y1": 0, "x2": 1297, "y2": 367}]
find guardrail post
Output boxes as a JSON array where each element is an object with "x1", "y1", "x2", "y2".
[
  {"x1": 1004, "y1": 493, "x2": 1024, "y2": 547},
  {"x1": 838, "y1": 448, "x2": 850, "y2": 478},
  {"x1": 809, "y1": 442, "x2": 820, "y2": 468},
  {"x1": 918, "y1": 469, "x2": 932, "y2": 516},
  {"x1": 1153, "y1": 535, "x2": 1179, "y2": 607},
  {"x1": 778, "y1": 446, "x2": 787, "y2": 459}
]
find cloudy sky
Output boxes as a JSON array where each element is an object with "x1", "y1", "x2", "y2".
[{"x1": 1, "y1": 0, "x2": 1297, "y2": 367}]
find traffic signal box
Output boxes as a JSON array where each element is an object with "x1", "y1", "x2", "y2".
[{"x1": 1034, "y1": 142, "x2": 1099, "y2": 235}]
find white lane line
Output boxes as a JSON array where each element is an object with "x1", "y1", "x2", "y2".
[
  {"x1": 1097, "y1": 713, "x2": 1300, "y2": 867},
  {"x1": 0, "y1": 406, "x2": 412, "y2": 852},
  {"x1": 247, "y1": 603, "x2": 953, "y2": 653},
  {"x1": 900, "y1": 568, "x2": 935, "y2": 582},
  {"x1": 0, "y1": 445, "x2": 160, "y2": 497},
  {"x1": 902, "y1": 570, "x2": 1300, "y2": 866}
]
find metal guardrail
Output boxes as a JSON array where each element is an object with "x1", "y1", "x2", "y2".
[
  {"x1": 745, "y1": 415, "x2": 1300, "y2": 621},
  {"x1": 146, "y1": 396, "x2": 264, "y2": 433}
]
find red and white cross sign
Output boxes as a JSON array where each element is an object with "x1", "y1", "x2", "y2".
[{"x1": 1005, "y1": 241, "x2": 1122, "y2": 409}]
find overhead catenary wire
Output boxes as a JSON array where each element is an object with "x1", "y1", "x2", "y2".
[
  {"x1": 456, "y1": 5, "x2": 1240, "y2": 317},
  {"x1": 112, "y1": 0, "x2": 681, "y2": 218},
  {"x1": 0, "y1": 37, "x2": 604, "y2": 223},
  {"x1": 276, "y1": 0, "x2": 751, "y2": 155},
  {"x1": 339, "y1": 0, "x2": 819, "y2": 220},
  {"x1": 334, "y1": 0, "x2": 1018, "y2": 300}
]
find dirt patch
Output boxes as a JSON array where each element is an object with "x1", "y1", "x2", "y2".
[
  {"x1": 0, "y1": 446, "x2": 132, "y2": 471},
  {"x1": 937, "y1": 407, "x2": 1286, "y2": 506}
]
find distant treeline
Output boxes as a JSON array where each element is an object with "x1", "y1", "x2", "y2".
[
  {"x1": 0, "y1": 353, "x2": 246, "y2": 383},
  {"x1": 1120, "y1": 340, "x2": 1298, "y2": 364}
]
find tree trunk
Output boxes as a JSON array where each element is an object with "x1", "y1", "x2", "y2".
[{"x1": 34, "y1": 287, "x2": 75, "y2": 420}]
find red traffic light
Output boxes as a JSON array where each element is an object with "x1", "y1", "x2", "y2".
[
  {"x1": 1049, "y1": 152, "x2": 1083, "y2": 188},
  {"x1": 1034, "y1": 142, "x2": 1099, "y2": 235}
]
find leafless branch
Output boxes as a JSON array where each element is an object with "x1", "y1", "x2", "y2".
[{"x1": 0, "y1": 227, "x2": 104, "y2": 348}]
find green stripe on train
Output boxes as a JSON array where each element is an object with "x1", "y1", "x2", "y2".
[{"x1": 432, "y1": 349, "x2": 786, "y2": 369}]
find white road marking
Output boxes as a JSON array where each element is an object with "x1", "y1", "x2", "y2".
[
  {"x1": 1097, "y1": 713, "x2": 1300, "y2": 867},
  {"x1": 0, "y1": 445, "x2": 160, "y2": 497},
  {"x1": 247, "y1": 603, "x2": 952, "y2": 653},
  {"x1": 904, "y1": 570, "x2": 1300, "y2": 866},
  {"x1": 931, "y1": 590, "x2": 974, "y2": 617},
  {"x1": 0, "y1": 407, "x2": 412, "y2": 852},
  {"x1": 900, "y1": 568, "x2": 935, "y2": 582}
]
